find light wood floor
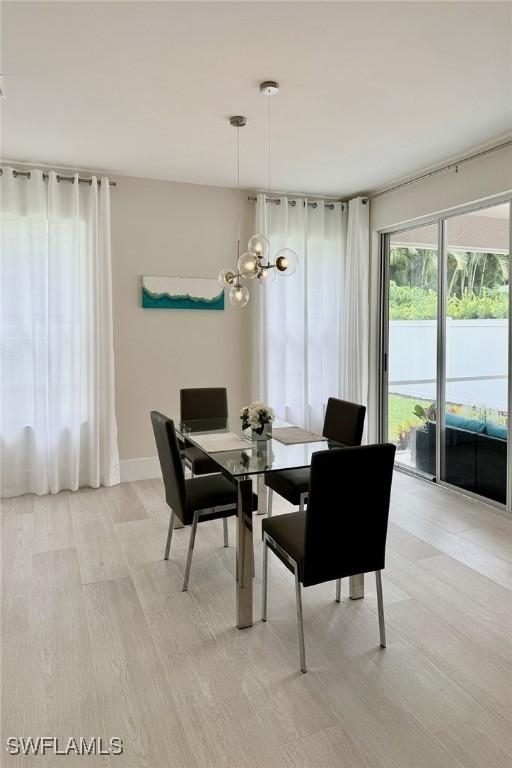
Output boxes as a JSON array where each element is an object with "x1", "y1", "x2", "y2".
[{"x1": 2, "y1": 472, "x2": 512, "y2": 767}]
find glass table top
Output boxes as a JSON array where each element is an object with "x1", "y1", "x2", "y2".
[{"x1": 177, "y1": 417, "x2": 345, "y2": 478}]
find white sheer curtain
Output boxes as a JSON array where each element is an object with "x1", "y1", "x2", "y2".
[
  {"x1": 253, "y1": 192, "x2": 369, "y2": 435},
  {"x1": 340, "y1": 197, "x2": 370, "y2": 433},
  {"x1": 253, "y1": 193, "x2": 346, "y2": 432},
  {"x1": 1, "y1": 168, "x2": 120, "y2": 496}
]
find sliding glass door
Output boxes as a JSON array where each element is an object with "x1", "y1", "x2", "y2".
[
  {"x1": 443, "y1": 203, "x2": 510, "y2": 504},
  {"x1": 384, "y1": 224, "x2": 438, "y2": 475},
  {"x1": 382, "y1": 198, "x2": 511, "y2": 510}
]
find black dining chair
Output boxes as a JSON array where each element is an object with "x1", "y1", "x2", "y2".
[
  {"x1": 262, "y1": 443, "x2": 396, "y2": 672},
  {"x1": 265, "y1": 397, "x2": 366, "y2": 516},
  {"x1": 151, "y1": 410, "x2": 257, "y2": 591},
  {"x1": 180, "y1": 387, "x2": 228, "y2": 476}
]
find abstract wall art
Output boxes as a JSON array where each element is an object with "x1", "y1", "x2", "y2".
[{"x1": 141, "y1": 275, "x2": 225, "y2": 311}]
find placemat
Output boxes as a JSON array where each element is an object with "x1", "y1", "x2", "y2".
[
  {"x1": 190, "y1": 432, "x2": 251, "y2": 453},
  {"x1": 272, "y1": 427, "x2": 327, "y2": 445}
]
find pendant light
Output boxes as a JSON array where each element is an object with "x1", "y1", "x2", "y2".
[
  {"x1": 218, "y1": 81, "x2": 298, "y2": 307},
  {"x1": 218, "y1": 115, "x2": 250, "y2": 307}
]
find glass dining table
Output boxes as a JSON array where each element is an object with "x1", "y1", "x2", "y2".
[{"x1": 176, "y1": 417, "x2": 365, "y2": 628}]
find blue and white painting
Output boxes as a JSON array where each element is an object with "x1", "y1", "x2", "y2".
[{"x1": 142, "y1": 275, "x2": 225, "y2": 311}]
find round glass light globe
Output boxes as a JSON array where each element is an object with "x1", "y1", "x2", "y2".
[
  {"x1": 238, "y1": 251, "x2": 259, "y2": 279},
  {"x1": 275, "y1": 248, "x2": 298, "y2": 276},
  {"x1": 258, "y1": 266, "x2": 276, "y2": 285},
  {"x1": 248, "y1": 234, "x2": 270, "y2": 259},
  {"x1": 218, "y1": 268, "x2": 235, "y2": 287},
  {"x1": 229, "y1": 284, "x2": 250, "y2": 307}
]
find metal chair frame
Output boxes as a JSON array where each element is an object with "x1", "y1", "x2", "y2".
[
  {"x1": 165, "y1": 503, "x2": 234, "y2": 591},
  {"x1": 262, "y1": 531, "x2": 386, "y2": 673}
]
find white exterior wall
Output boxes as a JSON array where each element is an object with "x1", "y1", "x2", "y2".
[{"x1": 389, "y1": 319, "x2": 508, "y2": 411}]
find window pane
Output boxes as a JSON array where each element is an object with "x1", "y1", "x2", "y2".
[
  {"x1": 387, "y1": 224, "x2": 438, "y2": 474},
  {"x1": 443, "y1": 203, "x2": 509, "y2": 503}
]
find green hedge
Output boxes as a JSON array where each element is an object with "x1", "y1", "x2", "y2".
[{"x1": 389, "y1": 283, "x2": 508, "y2": 320}]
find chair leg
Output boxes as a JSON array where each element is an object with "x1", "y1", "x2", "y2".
[
  {"x1": 182, "y1": 512, "x2": 199, "y2": 591},
  {"x1": 262, "y1": 540, "x2": 268, "y2": 621},
  {"x1": 267, "y1": 489, "x2": 273, "y2": 518},
  {"x1": 335, "y1": 578, "x2": 341, "y2": 603},
  {"x1": 164, "y1": 509, "x2": 176, "y2": 560},
  {"x1": 294, "y1": 565, "x2": 307, "y2": 673},
  {"x1": 223, "y1": 517, "x2": 229, "y2": 547},
  {"x1": 375, "y1": 570, "x2": 386, "y2": 648}
]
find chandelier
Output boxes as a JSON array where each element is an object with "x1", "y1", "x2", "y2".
[{"x1": 218, "y1": 81, "x2": 298, "y2": 307}]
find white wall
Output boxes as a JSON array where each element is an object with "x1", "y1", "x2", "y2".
[
  {"x1": 389, "y1": 319, "x2": 508, "y2": 410},
  {"x1": 367, "y1": 145, "x2": 512, "y2": 440},
  {"x1": 109, "y1": 175, "x2": 254, "y2": 479}
]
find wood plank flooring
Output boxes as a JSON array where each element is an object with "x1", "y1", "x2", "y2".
[{"x1": 1, "y1": 471, "x2": 511, "y2": 767}]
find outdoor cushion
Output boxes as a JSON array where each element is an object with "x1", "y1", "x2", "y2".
[
  {"x1": 445, "y1": 412, "x2": 487, "y2": 434},
  {"x1": 485, "y1": 422, "x2": 507, "y2": 441}
]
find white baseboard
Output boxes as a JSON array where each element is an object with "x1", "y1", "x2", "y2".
[{"x1": 120, "y1": 456, "x2": 161, "y2": 483}]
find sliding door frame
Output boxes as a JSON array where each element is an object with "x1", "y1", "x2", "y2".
[
  {"x1": 378, "y1": 214, "x2": 440, "y2": 483},
  {"x1": 378, "y1": 232, "x2": 390, "y2": 454},
  {"x1": 379, "y1": 193, "x2": 512, "y2": 514},
  {"x1": 436, "y1": 219, "x2": 446, "y2": 484},
  {"x1": 507, "y1": 198, "x2": 512, "y2": 514}
]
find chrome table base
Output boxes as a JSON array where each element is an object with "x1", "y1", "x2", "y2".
[
  {"x1": 349, "y1": 572, "x2": 365, "y2": 600},
  {"x1": 256, "y1": 474, "x2": 268, "y2": 515},
  {"x1": 236, "y1": 477, "x2": 254, "y2": 628}
]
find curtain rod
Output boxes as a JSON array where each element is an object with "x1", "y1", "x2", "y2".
[
  {"x1": 249, "y1": 139, "x2": 512, "y2": 207},
  {"x1": 247, "y1": 196, "x2": 347, "y2": 210},
  {"x1": 0, "y1": 167, "x2": 118, "y2": 187},
  {"x1": 366, "y1": 139, "x2": 512, "y2": 202}
]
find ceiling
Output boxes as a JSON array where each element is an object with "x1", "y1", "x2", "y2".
[{"x1": 2, "y1": 1, "x2": 511, "y2": 196}]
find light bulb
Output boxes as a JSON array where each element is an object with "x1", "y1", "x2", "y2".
[
  {"x1": 238, "y1": 251, "x2": 259, "y2": 279},
  {"x1": 229, "y1": 284, "x2": 249, "y2": 307},
  {"x1": 248, "y1": 234, "x2": 270, "y2": 259},
  {"x1": 258, "y1": 266, "x2": 276, "y2": 285},
  {"x1": 275, "y1": 248, "x2": 298, "y2": 276},
  {"x1": 218, "y1": 268, "x2": 235, "y2": 287}
]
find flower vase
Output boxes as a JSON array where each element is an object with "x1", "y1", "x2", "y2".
[{"x1": 251, "y1": 423, "x2": 272, "y2": 442}]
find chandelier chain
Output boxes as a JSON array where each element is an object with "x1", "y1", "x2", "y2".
[
  {"x1": 267, "y1": 94, "x2": 272, "y2": 193},
  {"x1": 237, "y1": 125, "x2": 241, "y2": 258}
]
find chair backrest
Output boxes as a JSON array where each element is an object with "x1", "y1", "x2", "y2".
[
  {"x1": 302, "y1": 443, "x2": 396, "y2": 587},
  {"x1": 322, "y1": 397, "x2": 366, "y2": 446},
  {"x1": 180, "y1": 388, "x2": 228, "y2": 422},
  {"x1": 150, "y1": 411, "x2": 188, "y2": 524}
]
